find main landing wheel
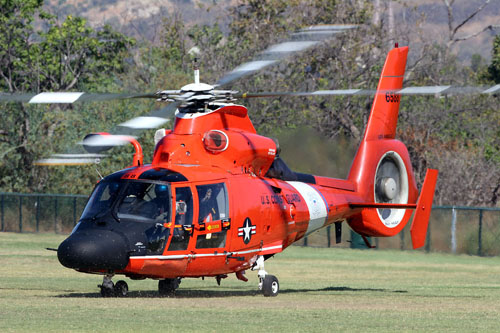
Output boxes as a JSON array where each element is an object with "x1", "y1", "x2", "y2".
[
  {"x1": 114, "y1": 280, "x2": 129, "y2": 297},
  {"x1": 158, "y1": 278, "x2": 181, "y2": 296},
  {"x1": 262, "y1": 275, "x2": 279, "y2": 297}
]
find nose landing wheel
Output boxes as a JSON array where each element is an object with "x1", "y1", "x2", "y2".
[
  {"x1": 98, "y1": 274, "x2": 129, "y2": 297},
  {"x1": 114, "y1": 280, "x2": 129, "y2": 297}
]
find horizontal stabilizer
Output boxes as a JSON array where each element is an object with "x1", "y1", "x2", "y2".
[
  {"x1": 349, "y1": 202, "x2": 417, "y2": 209},
  {"x1": 410, "y1": 169, "x2": 439, "y2": 249}
]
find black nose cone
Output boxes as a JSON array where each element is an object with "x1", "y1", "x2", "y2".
[{"x1": 58, "y1": 229, "x2": 129, "y2": 271}]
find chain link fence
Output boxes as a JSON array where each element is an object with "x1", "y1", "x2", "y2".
[
  {"x1": 1, "y1": 192, "x2": 499, "y2": 256},
  {"x1": 0, "y1": 192, "x2": 87, "y2": 234},
  {"x1": 303, "y1": 205, "x2": 500, "y2": 256}
]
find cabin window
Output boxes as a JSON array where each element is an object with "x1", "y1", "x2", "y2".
[
  {"x1": 197, "y1": 183, "x2": 228, "y2": 223},
  {"x1": 195, "y1": 183, "x2": 228, "y2": 249}
]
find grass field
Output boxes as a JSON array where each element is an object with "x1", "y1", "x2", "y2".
[{"x1": 1, "y1": 232, "x2": 500, "y2": 332}]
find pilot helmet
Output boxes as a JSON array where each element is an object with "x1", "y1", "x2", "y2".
[
  {"x1": 155, "y1": 184, "x2": 169, "y2": 197},
  {"x1": 108, "y1": 182, "x2": 120, "y2": 196}
]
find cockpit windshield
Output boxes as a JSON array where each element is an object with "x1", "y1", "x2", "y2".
[{"x1": 81, "y1": 180, "x2": 171, "y2": 223}]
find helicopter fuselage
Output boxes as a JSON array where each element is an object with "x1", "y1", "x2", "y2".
[{"x1": 57, "y1": 46, "x2": 438, "y2": 297}]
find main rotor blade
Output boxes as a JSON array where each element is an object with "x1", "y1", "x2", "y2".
[
  {"x1": 0, "y1": 92, "x2": 160, "y2": 104},
  {"x1": 235, "y1": 85, "x2": 500, "y2": 99},
  {"x1": 35, "y1": 153, "x2": 106, "y2": 166},
  {"x1": 118, "y1": 101, "x2": 181, "y2": 131},
  {"x1": 215, "y1": 24, "x2": 357, "y2": 87}
]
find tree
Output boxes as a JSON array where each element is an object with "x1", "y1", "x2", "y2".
[
  {"x1": 0, "y1": 0, "x2": 134, "y2": 193},
  {"x1": 487, "y1": 34, "x2": 500, "y2": 83},
  {"x1": 442, "y1": 0, "x2": 499, "y2": 57}
]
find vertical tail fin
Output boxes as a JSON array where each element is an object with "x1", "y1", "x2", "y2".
[
  {"x1": 349, "y1": 45, "x2": 410, "y2": 186},
  {"x1": 347, "y1": 46, "x2": 418, "y2": 237},
  {"x1": 363, "y1": 46, "x2": 408, "y2": 141}
]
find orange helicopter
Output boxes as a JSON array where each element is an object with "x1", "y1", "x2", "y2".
[
  {"x1": 54, "y1": 44, "x2": 438, "y2": 297},
  {"x1": 7, "y1": 26, "x2": 440, "y2": 297}
]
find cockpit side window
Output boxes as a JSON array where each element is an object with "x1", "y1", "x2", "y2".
[
  {"x1": 167, "y1": 187, "x2": 193, "y2": 251},
  {"x1": 152, "y1": 184, "x2": 171, "y2": 222},
  {"x1": 174, "y1": 187, "x2": 193, "y2": 226}
]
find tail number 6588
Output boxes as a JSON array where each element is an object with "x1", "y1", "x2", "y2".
[{"x1": 385, "y1": 92, "x2": 400, "y2": 103}]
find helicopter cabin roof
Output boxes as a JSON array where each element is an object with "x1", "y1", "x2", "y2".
[{"x1": 173, "y1": 104, "x2": 256, "y2": 135}]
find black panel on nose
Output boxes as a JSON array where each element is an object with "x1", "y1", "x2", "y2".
[{"x1": 57, "y1": 229, "x2": 129, "y2": 271}]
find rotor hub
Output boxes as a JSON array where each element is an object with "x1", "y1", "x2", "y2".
[
  {"x1": 180, "y1": 82, "x2": 214, "y2": 93},
  {"x1": 379, "y1": 177, "x2": 397, "y2": 201}
]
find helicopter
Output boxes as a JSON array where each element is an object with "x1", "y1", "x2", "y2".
[{"x1": 1, "y1": 25, "x2": 441, "y2": 297}]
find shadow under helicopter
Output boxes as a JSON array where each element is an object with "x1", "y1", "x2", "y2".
[{"x1": 56, "y1": 286, "x2": 407, "y2": 298}]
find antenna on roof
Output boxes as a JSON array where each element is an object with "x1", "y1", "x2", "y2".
[{"x1": 194, "y1": 58, "x2": 200, "y2": 85}]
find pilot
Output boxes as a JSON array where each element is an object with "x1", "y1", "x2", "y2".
[
  {"x1": 199, "y1": 187, "x2": 217, "y2": 222},
  {"x1": 118, "y1": 183, "x2": 146, "y2": 215},
  {"x1": 97, "y1": 181, "x2": 121, "y2": 212},
  {"x1": 104, "y1": 182, "x2": 120, "y2": 206},
  {"x1": 153, "y1": 184, "x2": 169, "y2": 220},
  {"x1": 108, "y1": 182, "x2": 120, "y2": 198}
]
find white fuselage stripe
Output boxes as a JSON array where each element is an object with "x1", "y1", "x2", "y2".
[
  {"x1": 129, "y1": 245, "x2": 283, "y2": 261},
  {"x1": 286, "y1": 181, "x2": 328, "y2": 235}
]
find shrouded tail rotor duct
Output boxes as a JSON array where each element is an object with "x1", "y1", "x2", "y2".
[{"x1": 374, "y1": 151, "x2": 409, "y2": 228}]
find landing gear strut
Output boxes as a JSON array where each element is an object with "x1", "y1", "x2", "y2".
[
  {"x1": 98, "y1": 274, "x2": 129, "y2": 297},
  {"x1": 158, "y1": 278, "x2": 181, "y2": 296},
  {"x1": 252, "y1": 255, "x2": 279, "y2": 297}
]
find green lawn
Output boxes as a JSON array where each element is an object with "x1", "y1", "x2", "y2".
[{"x1": 1, "y1": 232, "x2": 500, "y2": 332}]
